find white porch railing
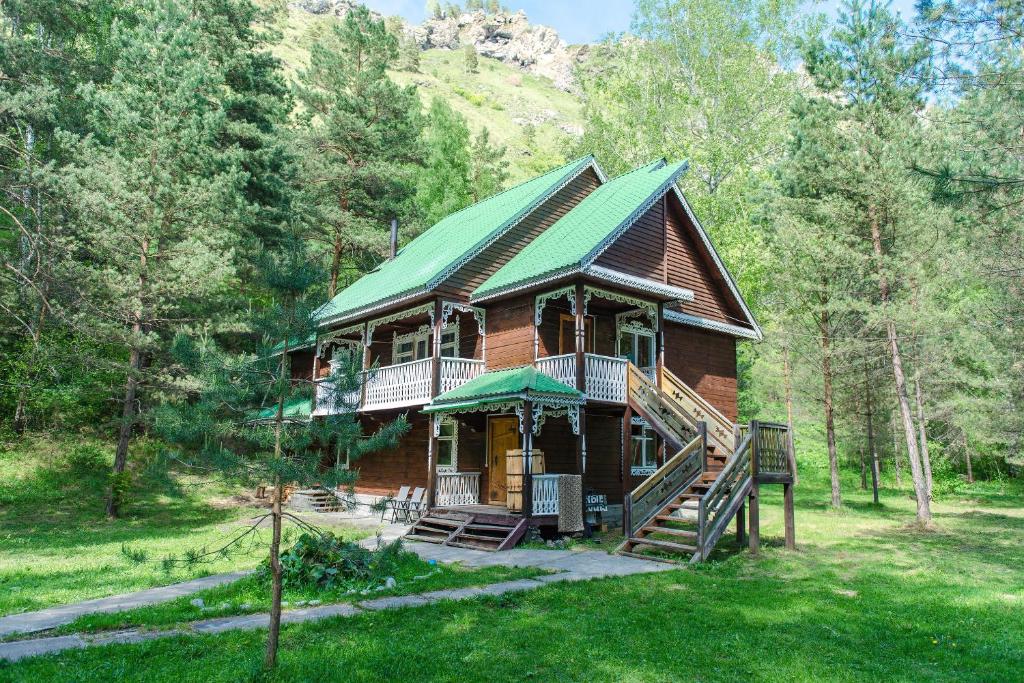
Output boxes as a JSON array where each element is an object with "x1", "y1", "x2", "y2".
[
  {"x1": 363, "y1": 358, "x2": 433, "y2": 410},
  {"x1": 312, "y1": 378, "x2": 360, "y2": 416},
  {"x1": 534, "y1": 353, "x2": 629, "y2": 403},
  {"x1": 535, "y1": 354, "x2": 575, "y2": 388},
  {"x1": 316, "y1": 357, "x2": 485, "y2": 414},
  {"x1": 532, "y1": 474, "x2": 560, "y2": 515},
  {"x1": 440, "y1": 357, "x2": 485, "y2": 394},
  {"x1": 435, "y1": 471, "x2": 481, "y2": 506}
]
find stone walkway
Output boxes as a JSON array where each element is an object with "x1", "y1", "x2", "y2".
[
  {"x1": 0, "y1": 571, "x2": 253, "y2": 640},
  {"x1": 0, "y1": 541, "x2": 673, "y2": 663}
]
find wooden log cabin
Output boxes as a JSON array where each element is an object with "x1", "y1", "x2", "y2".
[{"x1": 287, "y1": 156, "x2": 795, "y2": 561}]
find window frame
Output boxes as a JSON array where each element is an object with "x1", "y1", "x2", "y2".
[
  {"x1": 558, "y1": 313, "x2": 595, "y2": 355},
  {"x1": 630, "y1": 417, "x2": 658, "y2": 476},
  {"x1": 436, "y1": 417, "x2": 458, "y2": 471}
]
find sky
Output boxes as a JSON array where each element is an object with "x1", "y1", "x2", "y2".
[{"x1": 362, "y1": 0, "x2": 921, "y2": 45}]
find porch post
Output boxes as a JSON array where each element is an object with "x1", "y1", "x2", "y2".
[
  {"x1": 574, "y1": 283, "x2": 590, "y2": 535},
  {"x1": 360, "y1": 322, "x2": 371, "y2": 408},
  {"x1": 311, "y1": 342, "x2": 322, "y2": 414},
  {"x1": 426, "y1": 415, "x2": 437, "y2": 510},
  {"x1": 426, "y1": 299, "x2": 443, "y2": 509},
  {"x1": 656, "y1": 301, "x2": 665, "y2": 388},
  {"x1": 621, "y1": 404, "x2": 632, "y2": 532},
  {"x1": 522, "y1": 399, "x2": 534, "y2": 520}
]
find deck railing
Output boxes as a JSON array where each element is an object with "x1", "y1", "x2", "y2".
[
  {"x1": 312, "y1": 378, "x2": 360, "y2": 416},
  {"x1": 534, "y1": 353, "x2": 628, "y2": 403},
  {"x1": 696, "y1": 432, "x2": 753, "y2": 560},
  {"x1": 363, "y1": 358, "x2": 433, "y2": 410},
  {"x1": 316, "y1": 357, "x2": 484, "y2": 414},
  {"x1": 435, "y1": 471, "x2": 480, "y2": 506},
  {"x1": 440, "y1": 357, "x2": 486, "y2": 394},
  {"x1": 624, "y1": 429, "x2": 705, "y2": 537},
  {"x1": 531, "y1": 474, "x2": 560, "y2": 515}
]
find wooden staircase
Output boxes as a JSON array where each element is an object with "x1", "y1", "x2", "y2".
[
  {"x1": 406, "y1": 510, "x2": 528, "y2": 552},
  {"x1": 618, "y1": 363, "x2": 756, "y2": 563}
]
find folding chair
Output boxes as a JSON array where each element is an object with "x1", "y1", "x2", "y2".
[
  {"x1": 383, "y1": 486, "x2": 410, "y2": 523},
  {"x1": 404, "y1": 487, "x2": 426, "y2": 523}
]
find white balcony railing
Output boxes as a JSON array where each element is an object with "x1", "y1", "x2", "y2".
[
  {"x1": 532, "y1": 474, "x2": 560, "y2": 515},
  {"x1": 363, "y1": 358, "x2": 433, "y2": 410},
  {"x1": 440, "y1": 357, "x2": 486, "y2": 394},
  {"x1": 435, "y1": 471, "x2": 480, "y2": 506},
  {"x1": 534, "y1": 353, "x2": 629, "y2": 403},
  {"x1": 315, "y1": 357, "x2": 485, "y2": 415},
  {"x1": 312, "y1": 378, "x2": 360, "y2": 416}
]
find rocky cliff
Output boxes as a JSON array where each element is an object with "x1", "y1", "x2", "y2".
[{"x1": 288, "y1": 1, "x2": 588, "y2": 92}]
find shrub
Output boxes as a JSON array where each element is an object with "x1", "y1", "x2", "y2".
[{"x1": 269, "y1": 532, "x2": 404, "y2": 589}]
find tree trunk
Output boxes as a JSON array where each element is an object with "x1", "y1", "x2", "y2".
[
  {"x1": 891, "y1": 412, "x2": 903, "y2": 487},
  {"x1": 328, "y1": 234, "x2": 342, "y2": 299},
  {"x1": 914, "y1": 373, "x2": 933, "y2": 501},
  {"x1": 869, "y1": 206, "x2": 930, "y2": 524},
  {"x1": 864, "y1": 367, "x2": 880, "y2": 504},
  {"x1": 107, "y1": 238, "x2": 148, "y2": 519},
  {"x1": 964, "y1": 441, "x2": 974, "y2": 484},
  {"x1": 859, "y1": 444, "x2": 867, "y2": 490},
  {"x1": 265, "y1": 338, "x2": 290, "y2": 669},
  {"x1": 107, "y1": 345, "x2": 142, "y2": 518},
  {"x1": 782, "y1": 345, "x2": 799, "y2": 485},
  {"x1": 820, "y1": 308, "x2": 841, "y2": 509}
]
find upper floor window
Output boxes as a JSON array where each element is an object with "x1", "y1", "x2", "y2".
[
  {"x1": 558, "y1": 314, "x2": 594, "y2": 354},
  {"x1": 618, "y1": 328, "x2": 655, "y2": 370},
  {"x1": 392, "y1": 322, "x2": 459, "y2": 364}
]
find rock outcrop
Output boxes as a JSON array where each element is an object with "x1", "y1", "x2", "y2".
[{"x1": 288, "y1": 2, "x2": 587, "y2": 92}]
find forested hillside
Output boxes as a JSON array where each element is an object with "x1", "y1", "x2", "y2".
[{"x1": 1, "y1": 0, "x2": 1022, "y2": 531}]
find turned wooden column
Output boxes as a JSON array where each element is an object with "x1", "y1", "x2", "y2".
[
  {"x1": 574, "y1": 283, "x2": 590, "y2": 534},
  {"x1": 426, "y1": 299, "x2": 443, "y2": 509},
  {"x1": 522, "y1": 399, "x2": 534, "y2": 520}
]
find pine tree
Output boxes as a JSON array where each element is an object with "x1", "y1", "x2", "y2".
[
  {"x1": 156, "y1": 236, "x2": 408, "y2": 669},
  {"x1": 62, "y1": 0, "x2": 253, "y2": 518},
  {"x1": 416, "y1": 98, "x2": 472, "y2": 226},
  {"x1": 463, "y1": 43, "x2": 478, "y2": 72},
  {"x1": 469, "y1": 127, "x2": 508, "y2": 202},
  {"x1": 294, "y1": 6, "x2": 423, "y2": 298}
]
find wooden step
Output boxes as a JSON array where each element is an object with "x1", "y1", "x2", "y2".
[
  {"x1": 640, "y1": 525, "x2": 697, "y2": 539},
  {"x1": 616, "y1": 550, "x2": 684, "y2": 565},
  {"x1": 628, "y1": 537, "x2": 698, "y2": 555},
  {"x1": 655, "y1": 514, "x2": 698, "y2": 523}
]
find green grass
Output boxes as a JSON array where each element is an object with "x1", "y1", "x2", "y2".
[
  {"x1": 4, "y1": 462, "x2": 1022, "y2": 681},
  {"x1": 54, "y1": 553, "x2": 544, "y2": 635},
  {"x1": 0, "y1": 435, "x2": 366, "y2": 617}
]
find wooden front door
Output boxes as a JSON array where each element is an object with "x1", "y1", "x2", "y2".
[{"x1": 487, "y1": 416, "x2": 519, "y2": 505}]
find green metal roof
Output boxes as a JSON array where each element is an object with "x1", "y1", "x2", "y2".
[
  {"x1": 424, "y1": 366, "x2": 582, "y2": 412},
  {"x1": 253, "y1": 396, "x2": 312, "y2": 422},
  {"x1": 472, "y1": 159, "x2": 689, "y2": 301},
  {"x1": 315, "y1": 155, "x2": 597, "y2": 324}
]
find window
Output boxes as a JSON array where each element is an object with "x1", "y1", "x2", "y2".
[
  {"x1": 618, "y1": 328, "x2": 656, "y2": 370},
  {"x1": 436, "y1": 418, "x2": 457, "y2": 471},
  {"x1": 558, "y1": 314, "x2": 594, "y2": 354},
  {"x1": 440, "y1": 322, "x2": 459, "y2": 358},
  {"x1": 393, "y1": 329, "x2": 429, "y2": 364},
  {"x1": 392, "y1": 323, "x2": 459, "y2": 363},
  {"x1": 630, "y1": 420, "x2": 657, "y2": 475}
]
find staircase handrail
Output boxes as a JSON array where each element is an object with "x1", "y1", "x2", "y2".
[
  {"x1": 661, "y1": 367, "x2": 736, "y2": 454},
  {"x1": 625, "y1": 429, "x2": 706, "y2": 537},
  {"x1": 696, "y1": 432, "x2": 753, "y2": 560},
  {"x1": 626, "y1": 363, "x2": 698, "y2": 447}
]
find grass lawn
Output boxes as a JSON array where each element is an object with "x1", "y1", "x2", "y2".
[
  {"x1": 0, "y1": 435, "x2": 367, "y2": 616},
  {"x1": 3, "y1": 461, "x2": 1022, "y2": 681},
  {"x1": 54, "y1": 553, "x2": 544, "y2": 635}
]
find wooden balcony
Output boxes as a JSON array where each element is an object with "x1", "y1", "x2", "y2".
[
  {"x1": 313, "y1": 357, "x2": 485, "y2": 415},
  {"x1": 535, "y1": 353, "x2": 648, "y2": 403},
  {"x1": 433, "y1": 472, "x2": 562, "y2": 516}
]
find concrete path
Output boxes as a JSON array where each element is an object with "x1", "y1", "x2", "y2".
[
  {"x1": 0, "y1": 571, "x2": 254, "y2": 640},
  {"x1": 0, "y1": 542, "x2": 673, "y2": 663}
]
